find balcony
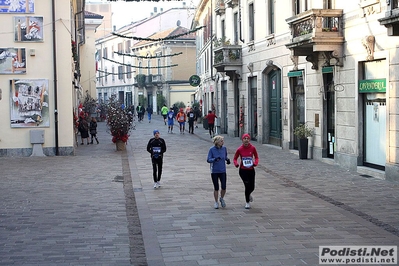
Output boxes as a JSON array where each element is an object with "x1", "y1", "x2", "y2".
[
  {"x1": 225, "y1": 0, "x2": 238, "y2": 8},
  {"x1": 213, "y1": 45, "x2": 242, "y2": 79},
  {"x1": 378, "y1": 2, "x2": 399, "y2": 36},
  {"x1": 215, "y1": 0, "x2": 225, "y2": 15},
  {"x1": 133, "y1": 74, "x2": 163, "y2": 88},
  {"x1": 285, "y1": 9, "x2": 344, "y2": 70}
]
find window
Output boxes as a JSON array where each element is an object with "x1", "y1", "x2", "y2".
[
  {"x1": 269, "y1": 0, "x2": 275, "y2": 34},
  {"x1": 147, "y1": 59, "x2": 151, "y2": 75},
  {"x1": 125, "y1": 40, "x2": 131, "y2": 53},
  {"x1": 111, "y1": 45, "x2": 114, "y2": 58},
  {"x1": 249, "y1": 3, "x2": 254, "y2": 41},
  {"x1": 118, "y1": 65, "x2": 123, "y2": 80},
  {"x1": 126, "y1": 64, "x2": 132, "y2": 79},
  {"x1": 98, "y1": 93, "x2": 102, "y2": 103},
  {"x1": 294, "y1": 0, "x2": 309, "y2": 15},
  {"x1": 118, "y1": 43, "x2": 123, "y2": 53},
  {"x1": 138, "y1": 61, "x2": 142, "y2": 74},
  {"x1": 105, "y1": 67, "x2": 108, "y2": 83},
  {"x1": 103, "y1": 47, "x2": 107, "y2": 58},
  {"x1": 221, "y1": 19, "x2": 226, "y2": 40},
  {"x1": 323, "y1": 0, "x2": 332, "y2": 9},
  {"x1": 157, "y1": 58, "x2": 161, "y2": 75},
  {"x1": 233, "y1": 12, "x2": 238, "y2": 44},
  {"x1": 112, "y1": 65, "x2": 115, "y2": 82}
]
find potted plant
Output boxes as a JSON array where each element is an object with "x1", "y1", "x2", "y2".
[
  {"x1": 106, "y1": 95, "x2": 134, "y2": 151},
  {"x1": 293, "y1": 123, "x2": 314, "y2": 159}
]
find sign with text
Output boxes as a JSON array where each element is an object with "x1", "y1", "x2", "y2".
[
  {"x1": 189, "y1": 75, "x2": 201, "y2": 87},
  {"x1": 359, "y1": 79, "x2": 386, "y2": 93}
]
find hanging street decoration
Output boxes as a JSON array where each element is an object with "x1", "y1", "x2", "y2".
[
  {"x1": 114, "y1": 51, "x2": 183, "y2": 59},
  {"x1": 103, "y1": 57, "x2": 178, "y2": 68},
  {"x1": 111, "y1": 26, "x2": 205, "y2": 41}
]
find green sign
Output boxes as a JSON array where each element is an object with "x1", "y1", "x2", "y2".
[
  {"x1": 189, "y1": 75, "x2": 201, "y2": 87},
  {"x1": 359, "y1": 79, "x2": 386, "y2": 93}
]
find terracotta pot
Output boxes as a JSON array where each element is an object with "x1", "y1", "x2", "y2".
[{"x1": 115, "y1": 140, "x2": 126, "y2": 151}]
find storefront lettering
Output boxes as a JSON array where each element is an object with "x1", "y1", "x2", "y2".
[{"x1": 359, "y1": 79, "x2": 386, "y2": 93}]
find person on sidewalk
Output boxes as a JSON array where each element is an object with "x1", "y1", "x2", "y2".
[
  {"x1": 205, "y1": 110, "x2": 217, "y2": 138},
  {"x1": 193, "y1": 106, "x2": 201, "y2": 128},
  {"x1": 161, "y1": 104, "x2": 169, "y2": 125},
  {"x1": 176, "y1": 108, "x2": 187, "y2": 134},
  {"x1": 233, "y1": 133, "x2": 259, "y2": 209},
  {"x1": 89, "y1": 117, "x2": 99, "y2": 144},
  {"x1": 136, "y1": 103, "x2": 144, "y2": 122},
  {"x1": 146, "y1": 105, "x2": 153, "y2": 123},
  {"x1": 207, "y1": 135, "x2": 231, "y2": 209},
  {"x1": 147, "y1": 129, "x2": 167, "y2": 189},
  {"x1": 78, "y1": 117, "x2": 90, "y2": 145},
  {"x1": 187, "y1": 107, "x2": 196, "y2": 134},
  {"x1": 167, "y1": 107, "x2": 175, "y2": 133}
]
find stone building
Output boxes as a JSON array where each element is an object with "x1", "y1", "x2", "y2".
[{"x1": 194, "y1": 0, "x2": 399, "y2": 180}]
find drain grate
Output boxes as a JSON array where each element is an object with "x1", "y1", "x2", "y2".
[
  {"x1": 113, "y1": 175, "x2": 124, "y2": 182},
  {"x1": 360, "y1": 174, "x2": 373, "y2": 178}
]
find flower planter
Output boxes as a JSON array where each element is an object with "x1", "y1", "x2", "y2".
[
  {"x1": 298, "y1": 138, "x2": 308, "y2": 159},
  {"x1": 115, "y1": 140, "x2": 126, "y2": 151}
]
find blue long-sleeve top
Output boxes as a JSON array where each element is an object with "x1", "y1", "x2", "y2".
[{"x1": 207, "y1": 145, "x2": 228, "y2": 173}]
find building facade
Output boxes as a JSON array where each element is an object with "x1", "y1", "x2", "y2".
[
  {"x1": 0, "y1": 0, "x2": 97, "y2": 157},
  {"x1": 194, "y1": 0, "x2": 399, "y2": 181},
  {"x1": 95, "y1": 7, "x2": 196, "y2": 111}
]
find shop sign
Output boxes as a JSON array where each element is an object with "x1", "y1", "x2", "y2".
[
  {"x1": 189, "y1": 75, "x2": 201, "y2": 87},
  {"x1": 359, "y1": 78, "x2": 386, "y2": 93}
]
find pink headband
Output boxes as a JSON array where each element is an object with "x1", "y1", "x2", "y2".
[{"x1": 242, "y1": 133, "x2": 250, "y2": 140}]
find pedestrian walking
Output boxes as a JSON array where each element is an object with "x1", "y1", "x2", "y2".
[
  {"x1": 233, "y1": 133, "x2": 259, "y2": 209},
  {"x1": 78, "y1": 117, "x2": 90, "y2": 145},
  {"x1": 205, "y1": 110, "x2": 217, "y2": 138},
  {"x1": 136, "y1": 103, "x2": 144, "y2": 122},
  {"x1": 176, "y1": 108, "x2": 187, "y2": 134},
  {"x1": 89, "y1": 117, "x2": 99, "y2": 144},
  {"x1": 167, "y1": 107, "x2": 175, "y2": 133},
  {"x1": 194, "y1": 106, "x2": 201, "y2": 128},
  {"x1": 161, "y1": 104, "x2": 169, "y2": 125},
  {"x1": 147, "y1": 129, "x2": 167, "y2": 189},
  {"x1": 187, "y1": 108, "x2": 196, "y2": 134},
  {"x1": 146, "y1": 105, "x2": 153, "y2": 123},
  {"x1": 207, "y1": 135, "x2": 231, "y2": 209}
]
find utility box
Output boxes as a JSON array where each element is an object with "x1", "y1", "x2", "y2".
[
  {"x1": 30, "y1": 130, "x2": 45, "y2": 156},
  {"x1": 30, "y1": 130, "x2": 45, "y2": 144}
]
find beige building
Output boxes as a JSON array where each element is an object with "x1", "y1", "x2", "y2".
[
  {"x1": 194, "y1": 0, "x2": 399, "y2": 181},
  {"x1": 95, "y1": 7, "x2": 196, "y2": 112},
  {"x1": 0, "y1": 0, "x2": 98, "y2": 157}
]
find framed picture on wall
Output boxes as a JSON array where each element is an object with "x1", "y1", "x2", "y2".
[
  {"x1": 10, "y1": 79, "x2": 49, "y2": 128},
  {"x1": 14, "y1": 16, "x2": 43, "y2": 42},
  {"x1": 0, "y1": 0, "x2": 35, "y2": 13},
  {"x1": 0, "y1": 48, "x2": 26, "y2": 74}
]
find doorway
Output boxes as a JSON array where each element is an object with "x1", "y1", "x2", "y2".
[
  {"x1": 268, "y1": 70, "x2": 282, "y2": 146},
  {"x1": 221, "y1": 80, "x2": 228, "y2": 134},
  {"x1": 291, "y1": 75, "x2": 305, "y2": 149},
  {"x1": 322, "y1": 69, "x2": 335, "y2": 158},
  {"x1": 249, "y1": 77, "x2": 257, "y2": 140}
]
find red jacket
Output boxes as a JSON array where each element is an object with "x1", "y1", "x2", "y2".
[
  {"x1": 233, "y1": 143, "x2": 259, "y2": 170},
  {"x1": 205, "y1": 113, "x2": 217, "y2": 124}
]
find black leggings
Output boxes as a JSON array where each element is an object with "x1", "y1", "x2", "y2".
[
  {"x1": 239, "y1": 168, "x2": 255, "y2": 203},
  {"x1": 152, "y1": 157, "x2": 163, "y2": 182},
  {"x1": 208, "y1": 123, "x2": 215, "y2": 135}
]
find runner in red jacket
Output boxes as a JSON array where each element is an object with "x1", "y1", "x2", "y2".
[{"x1": 233, "y1": 133, "x2": 259, "y2": 209}]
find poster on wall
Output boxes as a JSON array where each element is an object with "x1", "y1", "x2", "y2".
[
  {"x1": 10, "y1": 79, "x2": 49, "y2": 128},
  {"x1": 0, "y1": 48, "x2": 26, "y2": 74},
  {"x1": 14, "y1": 16, "x2": 43, "y2": 42},
  {"x1": 0, "y1": 0, "x2": 34, "y2": 13}
]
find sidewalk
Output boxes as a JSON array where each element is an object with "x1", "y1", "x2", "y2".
[{"x1": 0, "y1": 114, "x2": 398, "y2": 266}]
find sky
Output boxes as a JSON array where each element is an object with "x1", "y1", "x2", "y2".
[{"x1": 87, "y1": 0, "x2": 199, "y2": 29}]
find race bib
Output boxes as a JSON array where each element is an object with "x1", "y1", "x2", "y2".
[
  {"x1": 242, "y1": 157, "x2": 253, "y2": 168},
  {"x1": 168, "y1": 113, "x2": 173, "y2": 118},
  {"x1": 189, "y1": 113, "x2": 194, "y2": 118},
  {"x1": 153, "y1": 147, "x2": 161, "y2": 153}
]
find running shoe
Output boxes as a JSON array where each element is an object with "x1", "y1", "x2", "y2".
[
  {"x1": 220, "y1": 197, "x2": 226, "y2": 208},
  {"x1": 153, "y1": 182, "x2": 158, "y2": 189},
  {"x1": 157, "y1": 181, "x2": 161, "y2": 187},
  {"x1": 245, "y1": 203, "x2": 251, "y2": 209},
  {"x1": 214, "y1": 202, "x2": 219, "y2": 209}
]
